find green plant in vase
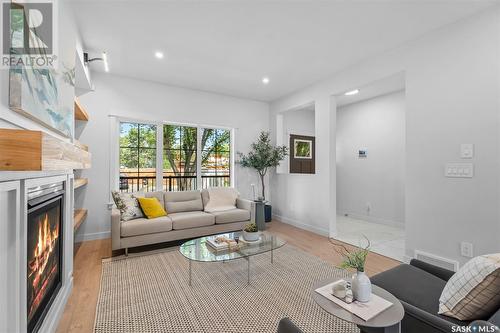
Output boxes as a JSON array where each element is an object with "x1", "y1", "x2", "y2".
[
  {"x1": 332, "y1": 236, "x2": 372, "y2": 303},
  {"x1": 242, "y1": 222, "x2": 259, "y2": 242}
]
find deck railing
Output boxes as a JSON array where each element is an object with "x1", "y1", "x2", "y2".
[{"x1": 119, "y1": 175, "x2": 230, "y2": 192}]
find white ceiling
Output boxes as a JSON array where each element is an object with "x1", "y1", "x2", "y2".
[
  {"x1": 70, "y1": 0, "x2": 496, "y2": 102},
  {"x1": 336, "y1": 72, "x2": 405, "y2": 107}
]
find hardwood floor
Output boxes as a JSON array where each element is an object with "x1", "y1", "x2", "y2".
[{"x1": 57, "y1": 220, "x2": 400, "y2": 332}]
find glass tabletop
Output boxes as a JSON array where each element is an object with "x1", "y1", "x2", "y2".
[{"x1": 179, "y1": 232, "x2": 286, "y2": 262}]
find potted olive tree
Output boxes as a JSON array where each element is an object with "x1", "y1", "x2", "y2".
[{"x1": 238, "y1": 131, "x2": 288, "y2": 222}]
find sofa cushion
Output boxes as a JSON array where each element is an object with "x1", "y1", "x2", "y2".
[
  {"x1": 439, "y1": 253, "x2": 500, "y2": 321},
  {"x1": 169, "y1": 211, "x2": 215, "y2": 230},
  {"x1": 165, "y1": 190, "x2": 203, "y2": 213},
  {"x1": 211, "y1": 208, "x2": 250, "y2": 224},
  {"x1": 137, "y1": 197, "x2": 167, "y2": 219},
  {"x1": 371, "y1": 264, "x2": 448, "y2": 316},
  {"x1": 202, "y1": 187, "x2": 238, "y2": 212},
  {"x1": 145, "y1": 191, "x2": 165, "y2": 209},
  {"x1": 112, "y1": 191, "x2": 145, "y2": 221},
  {"x1": 121, "y1": 216, "x2": 172, "y2": 237}
]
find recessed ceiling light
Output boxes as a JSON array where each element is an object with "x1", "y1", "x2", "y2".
[
  {"x1": 344, "y1": 89, "x2": 359, "y2": 96},
  {"x1": 262, "y1": 77, "x2": 270, "y2": 85},
  {"x1": 155, "y1": 51, "x2": 164, "y2": 59}
]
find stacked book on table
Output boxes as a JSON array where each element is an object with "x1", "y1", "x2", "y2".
[{"x1": 206, "y1": 236, "x2": 239, "y2": 252}]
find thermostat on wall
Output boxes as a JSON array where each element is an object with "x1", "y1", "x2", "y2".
[{"x1": 358, "y1": 149, "x2": 367, "y2": 158}]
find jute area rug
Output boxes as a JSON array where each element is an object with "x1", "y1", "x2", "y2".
[{"x1": 94, "y1": 245, "x2": 359, "y2": 333}]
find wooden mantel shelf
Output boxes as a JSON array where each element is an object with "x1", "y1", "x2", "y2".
[
  {"x1": 0, "y1": 129, "x2": 91, "y2": 171},
  {"x1": 74, "y1": 209, "x2": 88, "y2": 231},
  {"x1": 74, "y1": 98, "x2": 89, "y2": 121},
  {"x1": 74, "y1": 178, "x2": 88, "y2": 189}
]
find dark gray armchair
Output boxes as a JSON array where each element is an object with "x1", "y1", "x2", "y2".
[
  {"x1": 277, "y1": 318, "x2": 304, "y2": 333},
  {"x1": 359, "y1": 259, "x2": 500, "y2": 333}
]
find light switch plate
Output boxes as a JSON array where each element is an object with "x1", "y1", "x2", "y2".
[
  {"x1": 460, "y1": 144, "x2": 474, "y2": 159},
  {"x1": 460, "y1": 242, "x2": 474, "y2": 258},
  {"x1": 445, "y1": 163, "x2": 474, "y2": 178}
]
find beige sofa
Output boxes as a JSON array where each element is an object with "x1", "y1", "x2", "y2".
[{"x1": 111, "y1": 189, "x2": 253, "y2": 253}]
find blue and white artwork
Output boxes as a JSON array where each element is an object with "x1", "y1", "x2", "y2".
[{"x1": 9, "y1": 65, "x2": 75, "y2": 137}]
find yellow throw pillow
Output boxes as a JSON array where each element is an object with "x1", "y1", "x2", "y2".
[{"x1": 137, "y1": 197, "x2": 167, "y2": 219}]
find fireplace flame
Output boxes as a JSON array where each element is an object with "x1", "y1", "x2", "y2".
[{"x1": 29, "y1": 213, "x2": 59, "y2": 279}]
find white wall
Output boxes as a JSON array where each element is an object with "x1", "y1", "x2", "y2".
[
  {"x1": 75, "y1": 73, "x2": 269, "y2": 241},
  {"x1": 270, "y1": 7, "x2": 500, "y2": 265},
  {"x1": 336, "y1": 91, "x2": 405, "y2": 226}
]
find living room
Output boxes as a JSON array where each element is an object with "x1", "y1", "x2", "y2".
[{"x1": 0, "y1": 1, "x2": 499, "y2": 333}]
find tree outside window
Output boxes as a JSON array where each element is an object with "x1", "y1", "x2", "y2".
[
  {"x1": 201, "y1": 128, "x2": 230, "y2": 188},
  {"x1": 163, "y1": 125, "x2": 197, "y2": 191},
  {"x1": 119, "y1": 123, "x2": 157, "y2": 192},
  {"x1": 119, "y1": 122, "x2": 231, "y2": 192}
]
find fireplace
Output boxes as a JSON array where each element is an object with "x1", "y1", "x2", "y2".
[{"x1": 27, "y1": 183, "x2": 64, "y2": 333}]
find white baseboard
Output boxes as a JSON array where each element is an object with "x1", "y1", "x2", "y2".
[
  {"x1": 272, "y1": 214, "x2": 329, "y2": 237},
  {"x1": 340, "y1": 212, "x2": 405, "y2": 229},
  {"x1": 75, "y1": 230, "x2": 111, "y2": 243},
  {"x1": 403, "y1": 255, "x2": 413, "y2": 264}
]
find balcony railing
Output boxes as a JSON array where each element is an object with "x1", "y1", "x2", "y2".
[{"x1": 119, "y1": 175, "x2": 230, "y2": 193}]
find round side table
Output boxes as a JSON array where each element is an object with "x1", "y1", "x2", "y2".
[{"x1": 312, "y1": 277, "x2": 405, "y2": 333}]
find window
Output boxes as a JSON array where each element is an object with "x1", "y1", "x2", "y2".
[
  {"x1": 201, "y1": 128, "x2": 231, "y2": 188},
  {"x1": 119, "y1": 122, "x2": 157, "y2": 192},
  {"x1": 163, "y1": 125, "x2": 197, "y2": 191},
  {"x1": 116, "y1": 121, "x2": 232, "y2": 192}
]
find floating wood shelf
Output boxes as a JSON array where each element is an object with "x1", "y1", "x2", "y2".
[
  {"x1": 74, "y1": 209, "x2": 88, "y2": 232},
  {"x1": 74, "y1": 178, "x2": 88, "y2": 189},
  {"x1": 73, "y1": 139, "x2": 89, "y2": 152},
  {"x1": 0, "y1": 129, "x2": 91, "y2": 171},
  {"x1": 74, "y1": 98, "x2": 89, "y2": 121}
]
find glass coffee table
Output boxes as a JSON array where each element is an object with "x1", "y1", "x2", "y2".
[{"x1": 179, "y1": 232, "x2": 286, "y2": 286}]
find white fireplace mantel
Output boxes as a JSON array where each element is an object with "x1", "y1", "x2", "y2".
[{"x1": 0, "y1": 171, "x2": 74, "y2": 333}]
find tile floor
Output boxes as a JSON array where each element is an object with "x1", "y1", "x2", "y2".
[{"x1": 334, "y1": 215, "x2": 405, "y2": 262}]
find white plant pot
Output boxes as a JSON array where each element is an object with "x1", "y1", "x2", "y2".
[
  {"x1": 242, "y1": 231, "x2": 259, "y2": 241},
  {"x1": 351, "y1": 271, "x2": 372, "y2": 303}
]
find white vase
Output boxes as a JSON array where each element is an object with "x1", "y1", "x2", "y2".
[
  {"x1": 351, "y1": 271, "x2": 372, "y2": 302},
  {"x1": 242, "y1": 230, "x2": 259, "y2": 241}
]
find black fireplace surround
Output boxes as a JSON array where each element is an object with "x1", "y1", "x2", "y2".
[{"x1": 27, "y1": 183, "x2": 64, "y2": 333}]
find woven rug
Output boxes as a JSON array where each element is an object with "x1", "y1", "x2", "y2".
[{"x1": 94, "y1": 245, "x2": 359, "y2": 333}]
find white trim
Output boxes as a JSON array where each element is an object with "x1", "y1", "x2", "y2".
[
  {"x1": 403, "y1": 255, "x2": 413, "y2": 264},
  {"x1": 272, "y1": 214, "x2": 329, "y2": 237},
  {"x1": 108, "y1": 115, "x2": 158, "y2": 125},
  {"x1": 109, "y1": 116, "x2": 120, "y2": 195},
  {"x1": 75, "y1": 231, "x2": 111, "y2": 243},
  {"x1": 108, "y1": 114, "x2": 235, "y2": 131},
  {"x1": 196, "y1": 126, "x2": 202, "y2": 189},
  {"x1": 156, "y1": 125, "x2": 164, "y2": 191},
  {"x1": 0, "y1": 181, "x2": 21, "y2": 333},
  {"x1": 341, "y1": 212, "x2": 405, "y2": 229},
  {"x1": 230, "y1": 128, "x2": 236, "y2": 188},
  {"x1": 37, "y1": 279, "x2": 73, "y2": 333}
]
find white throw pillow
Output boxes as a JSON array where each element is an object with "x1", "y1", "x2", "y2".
[
  {"x1": 204, "y1": 187, "x2": 238, "y2": 212},
  {"x1": 439, "y1": 253, "x2": 500, "y2": 321},
  {"x1": 111, "y1": 191, "x2": 145, "y2": 221}
]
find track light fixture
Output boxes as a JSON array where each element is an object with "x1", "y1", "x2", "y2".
[{"x1": 83, "y1": 51, "x2": 109, "y2": 72}]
